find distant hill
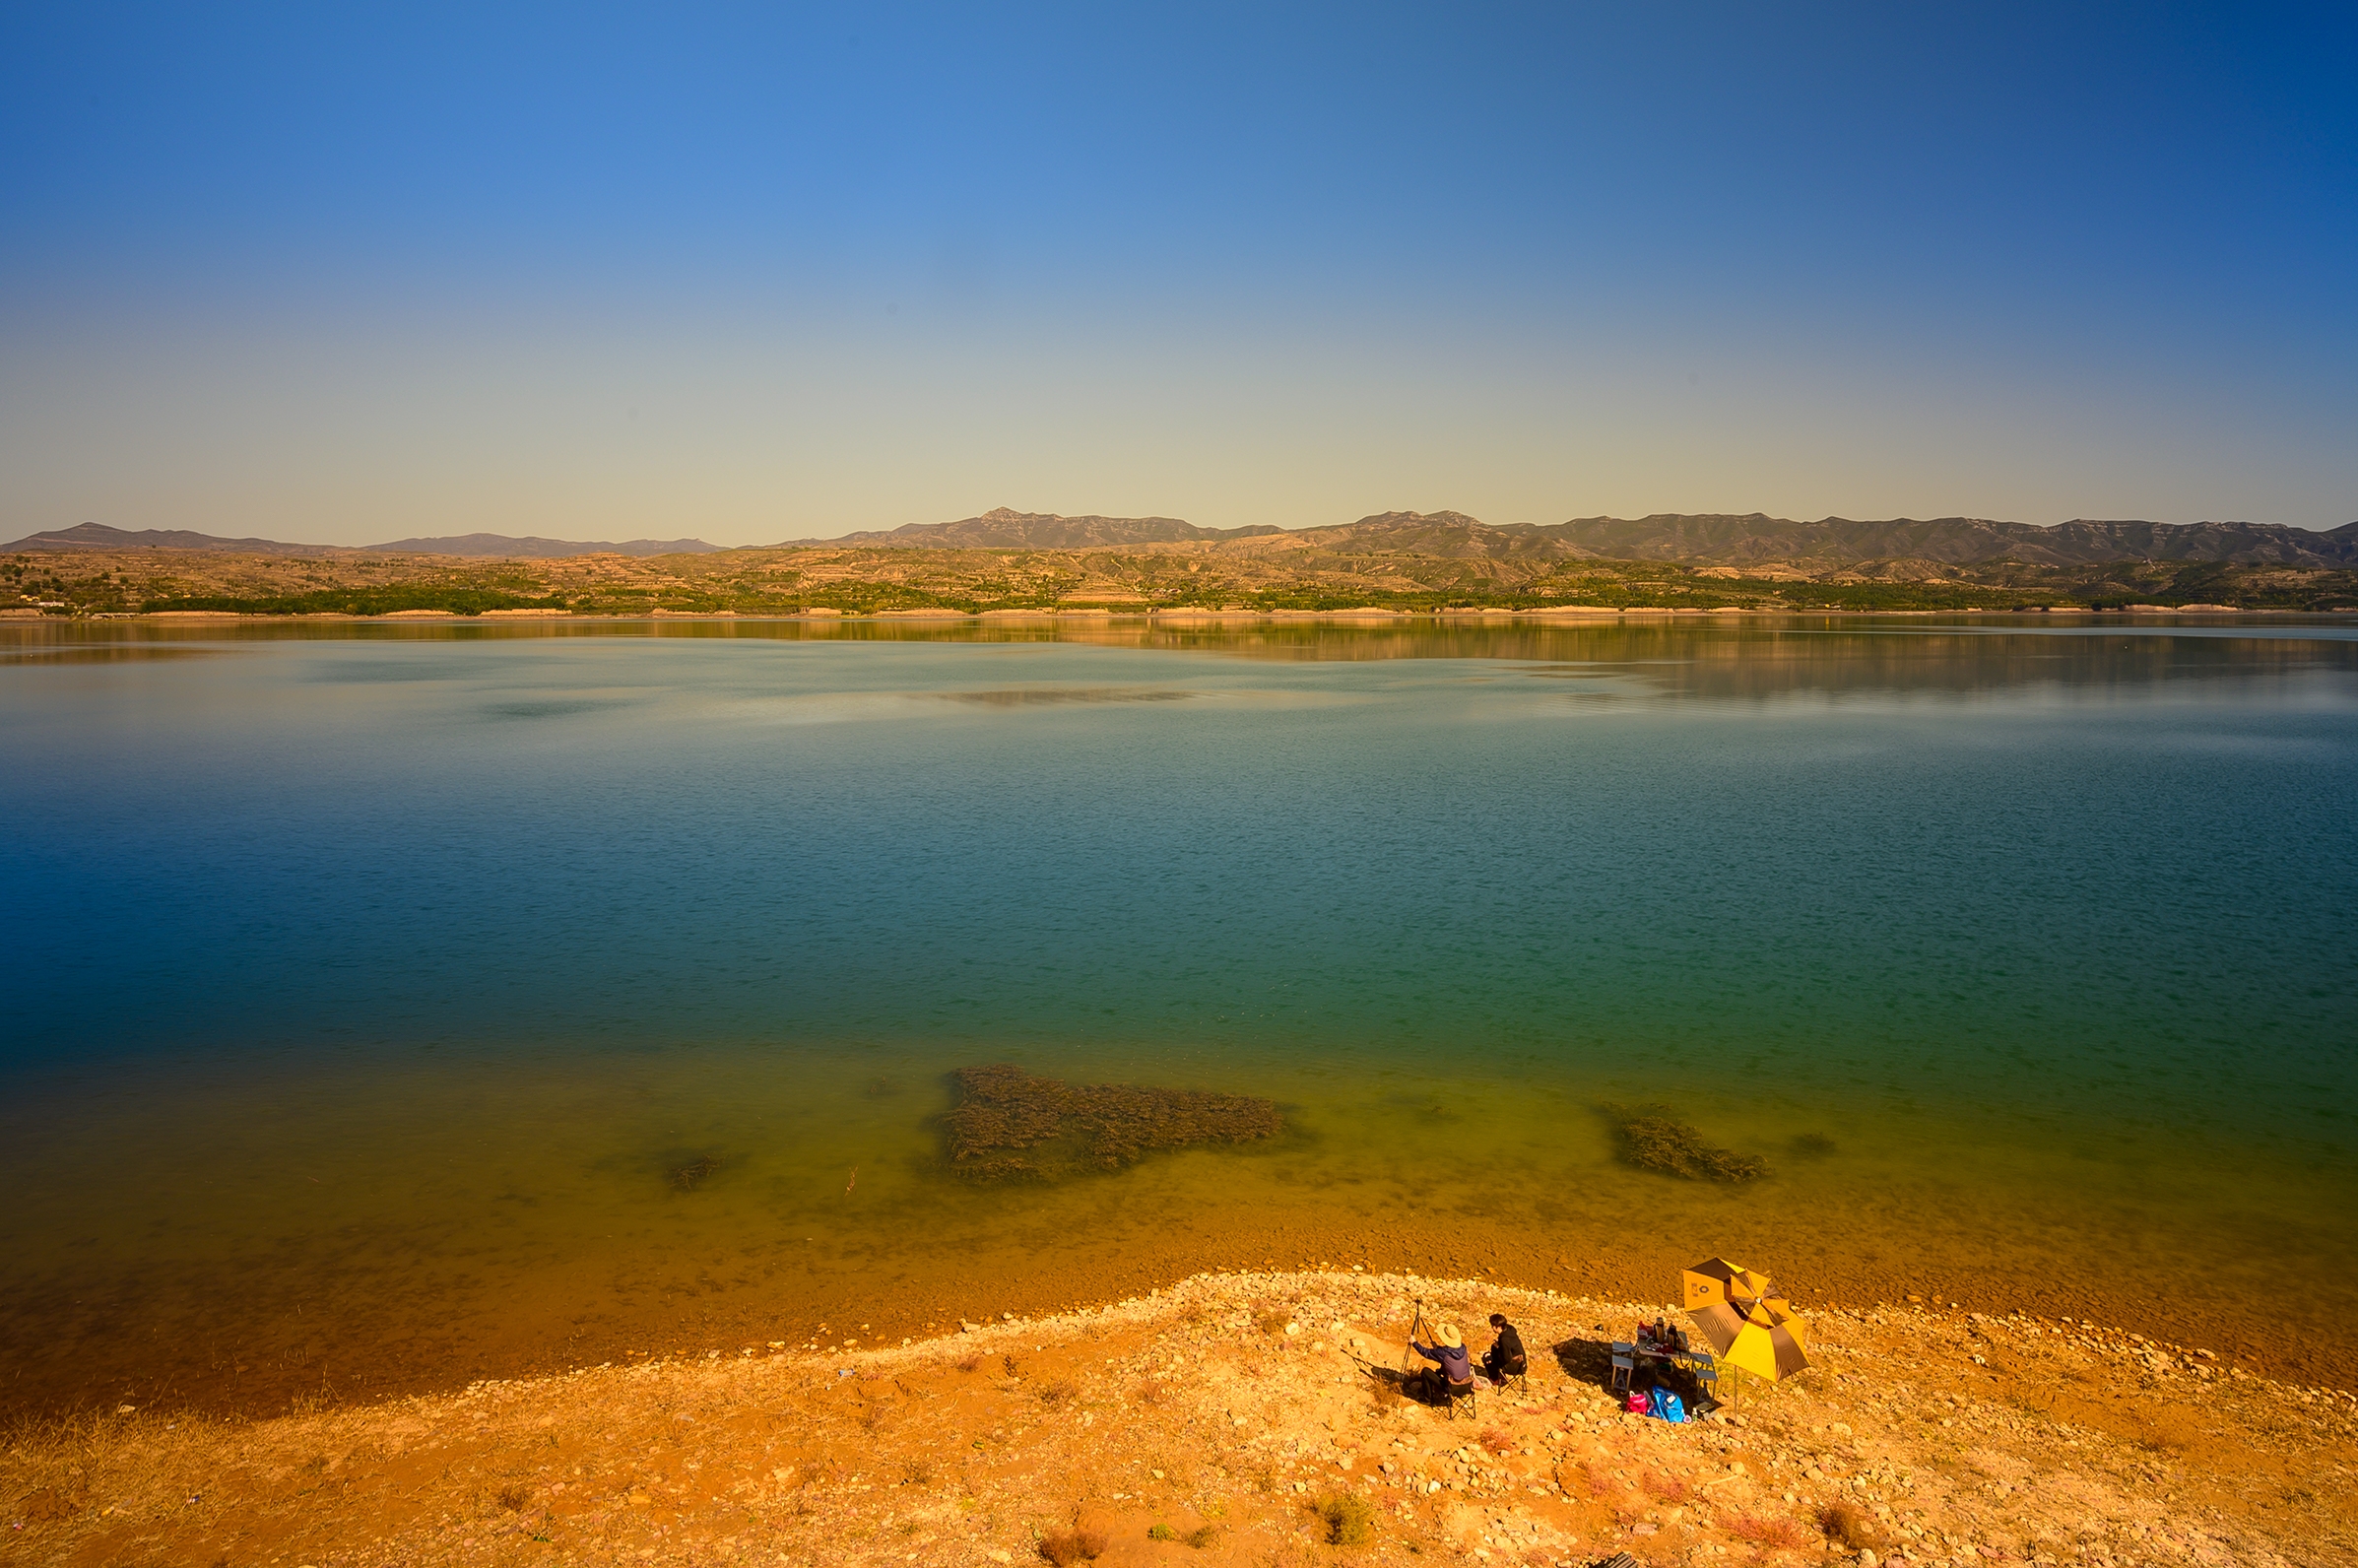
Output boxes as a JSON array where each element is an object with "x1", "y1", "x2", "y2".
[
  {"x1": 1530, "y1": 514, "x2": 2358, "y2": 567},
  {"x1": 779, "y1": 506, "x2": 2357, "y2": 565},
  {"x1": 781, "y1": 507, "x2": 1280, "y2": 550},
  {"x1": 0, "y1": 522, "x2": 346, "y2": 556},
  {"x1": 0, "y1": 522, "x2": 720, "y2": 558},
  {"x1": 363, "y1": 533, "x2": 720, "y2": 557},
  {"x1": 1239, "y1": 510, "x2": 1574, "y2": 562},
  {"x1": 14, "y1": 511, "x2": 2354, "y2": 567}
]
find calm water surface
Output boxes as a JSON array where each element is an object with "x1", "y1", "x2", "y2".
[{"x1": 3, "y1": 616, "x2": 2354, "y2": 1411}]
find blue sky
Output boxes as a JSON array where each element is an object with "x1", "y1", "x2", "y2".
[{"x1": 3, "y1": 3, "x2": 2352, "y2": 544}]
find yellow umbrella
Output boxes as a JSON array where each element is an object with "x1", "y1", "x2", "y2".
[
  {"x1": 1680, "y1": 1257, "x2": 1772, "y2": 1316},
  {"x1": 1681, "y1": 1257, "x2": 1809, "y2": 1390}
]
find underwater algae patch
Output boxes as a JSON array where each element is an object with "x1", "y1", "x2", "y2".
[
  {"x1": 668, "y1": 1153, "x2": 723, "y2": 1192},
  {"x1": 1601, "y1": 1102, "x2": 1769, "y2": 1184},
  {"x1": 944, "y1": 1063, "x2": 1282, "y2": 1182}
]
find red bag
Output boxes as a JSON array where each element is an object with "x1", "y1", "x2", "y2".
[{"x1": 1624, "y1": 1390, "x2": 1650, "y2": 1414}]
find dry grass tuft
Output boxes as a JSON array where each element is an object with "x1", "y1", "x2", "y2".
[
  {"x1": 1184, "y1": 1523, "x2": 1221, "y2": 1548},
  {"x1": 1254, "y1": 1308, "x2": 1291, "y2": 1337},
  {"x1": 1818, "y1": 1500, "x2": 1883, "y2": 1550},
  {"x1": 1641, "y1": 1469, "x2": 1690, "y2": 1503},
  {"x1": 493, "y1": 1481, "x2": 530, "y2": 1511},
  {"x1": 1732, "y1": 1511, "x2": 1811, "y2": 1547},
  {"x1": 901, "y1": 1458, "x2": 936, "y2": 1485},
  {"x1": 1478, "y1": 1425, "x2": 1514, "y2": 1456},
  {"x1": 1137, "y1": 1378, "x2": 1170, "y2": 1405},
  {"x1": 1038, "y1": 1525, "x2": 1106, "y2": 1564},
  {"x1": 1572, "y1": 1461, "x2": 1620, "y2": 1501},
  {"x1": 955, "y1": 1352, "x2": 984, "y2": 1373},
  {"x1": 1313, "y1": 1491, "x2": 1374, "y2": 1546},
  {"x1": 1038, "y1": 1378, "x2": 1079, "y2": 1405}
]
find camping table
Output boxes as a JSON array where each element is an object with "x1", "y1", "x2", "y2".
[{"x1": 1634, "y1": 1334, "x2": 1709, "y2": 1366}]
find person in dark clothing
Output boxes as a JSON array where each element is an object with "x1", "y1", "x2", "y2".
[
  {"x1": 1408, "y1": 1322, "x2": 1474, "y2": 1404},
  {"x1": 1481, "y1": 1313, "x2": 1528, "y2": 1385}
]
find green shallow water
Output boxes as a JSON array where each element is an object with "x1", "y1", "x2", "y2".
[{"x1": 2, "y1": 616, "x2": 2353, "y2": 1411}]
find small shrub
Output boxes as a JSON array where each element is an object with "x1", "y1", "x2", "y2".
[
  {"x1": 494, "y1": 1482, "x2": 530, "y2": 1511},
  {"x1": 1005, "y1": 1354, "x2": 1022, "y2": 1377},
  {"x1": 1641, "y1": 1470, "x2": 1690, "y2": 1503},
  {"x1": 902, "y1": 1459, "x2": 936, "y2": 1485},
  {"x1": 1255, "y1": 1309, "x2": 1291, "y2": 1337},
  {"x1": 1184, "y1": 1524, "x2": 1221, "y2": 1548},
  {"x1": 1039, "y1": 1378, "x2": 1079, "y2": 1405},
  {"x1": 1477, "y1": 1426, "x2": 1513, "y2": 1456},
  {"x1": 1315, "y1": 1492, "x2": 1374, "y2": 1546},
  {"x1": 1818, "y1": 1501, "x2": 1881, "y2": 1550},
  {"x1": 1732, "y1": 1512, "x2": 1810, "y2": 1547},
  {"x1": 1148, "y1": 1523, "x2": 1177, "y2": 1541},
  {"x1": 956, "y1": 1353, "x2": 984, "y2": 1373},
  {"x1": 1573, "y1": 1461, "x2": 1617, "y2": 1500},
  {"x1": 1039, "y1": 1526, "x2": 1106, "y2": 1564}
]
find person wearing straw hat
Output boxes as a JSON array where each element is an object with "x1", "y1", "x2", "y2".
[{"x1": 1408, "y1": 1322, "x2": 1474, "y2": 1405}]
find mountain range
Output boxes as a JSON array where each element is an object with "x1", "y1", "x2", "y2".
[
  {"x1": 9, "y1": 510, "x2": 2356, "y2": 567},
  {"x1": 0, "y1": 523, "x2": 720, "y2": 557},
  {"x1": 772, "y1": 507, "x2": 1282, "y2": 550}
]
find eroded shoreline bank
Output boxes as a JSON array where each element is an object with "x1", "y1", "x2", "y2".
[{"x1": 8, "y1": 1270, "x2": 2351, "y2": 1567}]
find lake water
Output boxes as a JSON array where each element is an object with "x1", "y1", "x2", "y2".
[{"x1": 4, "y1": 615, "x2": 2354, "y2": 1413}]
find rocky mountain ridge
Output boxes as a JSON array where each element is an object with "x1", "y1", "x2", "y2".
[
  {"x1": 771, "y1": 507, "x2": 1281, "y2": 550},
  {"x1": 13, "y1": 510, "x2": 2356, "y2": 568},
  {"x1": 0, "y1": 522, "x2": 720, "y2": 558},
  {"x1": 786, "y1": 508, "x2": 2358, "y2": 566}
]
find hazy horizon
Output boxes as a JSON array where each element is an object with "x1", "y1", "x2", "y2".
[
  {"x1": 5, "y1": 6, "x2": 2353, "y2": 548},
  {"x1": 14, "y1": 503, "x2": 2358, "y2": 557}
]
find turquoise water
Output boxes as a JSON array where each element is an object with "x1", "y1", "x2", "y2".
[{"x1": 3, "y1": 616, "x2": 2354, "y2": 1410}]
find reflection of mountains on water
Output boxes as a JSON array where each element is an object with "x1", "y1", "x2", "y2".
[
  {"x1": 998, "y1": 620, "x2": 2358, "y2": 700},
  {"x1": 5, "y1": 616, "x2": 2352, "y2": 702},
  {"x1": 1521, "y1": 625, "x2": 2358, "y2": 701}
]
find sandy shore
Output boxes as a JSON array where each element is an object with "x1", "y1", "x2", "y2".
[{"x1": 7, "y1": 1270, "x2": 2349, "y2": 1568}]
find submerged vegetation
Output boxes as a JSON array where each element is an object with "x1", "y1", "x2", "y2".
[
  {"x1": 668, "y1": 1153, "x2": 723, "y2": 1192},
  {"x1": 1600, "y1": 1102, "x2": 1770, "y2": 1184},
  {"x1": 943, "y1": 1064, "x2": 1281, "y2": 1183}
]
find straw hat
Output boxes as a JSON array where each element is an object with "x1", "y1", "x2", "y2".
[{"x1": 1438, "y1": 1324, "x2": 1463, "y2": 1347}]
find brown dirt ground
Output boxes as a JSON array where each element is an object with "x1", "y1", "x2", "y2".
[{"x1": 7, "y1": 1271, "x2": 2352, "y2": 1568}]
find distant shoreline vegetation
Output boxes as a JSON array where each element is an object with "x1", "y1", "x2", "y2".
[
  {"x1": 104, "y1": 567, "x2": 2346, "y2": 618},
  {"x1": 134, "y1": 587, "x2": 574, "y2": 617},
  {"x1": 7, "y1": 542, "x2": 2356, "y2": 620}
]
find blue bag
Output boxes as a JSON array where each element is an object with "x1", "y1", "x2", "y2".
[{"x1": 1647, "y1": 1387, "x2": 1686, "y2": 1423}]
